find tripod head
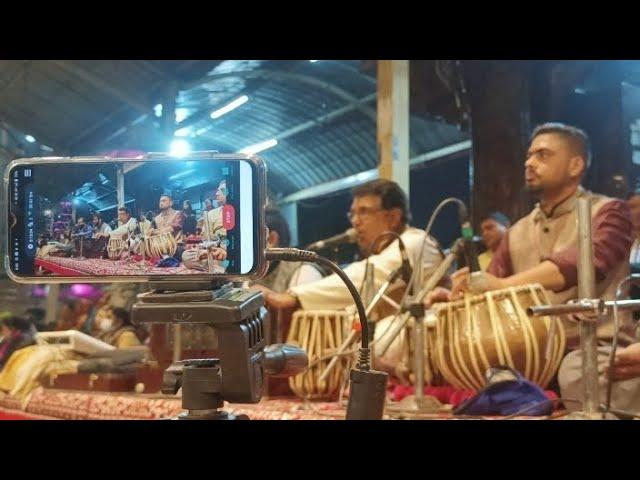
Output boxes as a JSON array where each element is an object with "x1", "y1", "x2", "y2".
[{"x1": 132, "y1": 281, "x2": 307, "y2": 419}]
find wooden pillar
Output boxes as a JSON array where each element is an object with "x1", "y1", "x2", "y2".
[
  {"x1": 466, "y1": 61, "x2": 532, "y2": 226},
  {"x1": 377, "y1": 60, "x2": 410, "y2": 197}
]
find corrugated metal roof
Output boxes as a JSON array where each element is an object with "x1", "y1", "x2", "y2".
[{"x1": 0, "y1": 60, "x2": 469, "y2": 197}]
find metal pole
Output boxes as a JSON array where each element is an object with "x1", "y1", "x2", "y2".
[
  {"x1": 172, "y1": 324, "x2": 182, "y2": 362},
  {"x1": 577, "y1": 197, "x2": 600, "y2": 415},
  {"x1": 412, "y1": 246, "x2": 425, "y2": 407},
  {"x1": 414, "y1": 315, "x2": 425, "y2": 407},
  {"x1": 363, "y1": 263, "x2": 376, "y2": 365},
  {"x1": 116, "y1": 164, "x2": 125, "y2": 209}
]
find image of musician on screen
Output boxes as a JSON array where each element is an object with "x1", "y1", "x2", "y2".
[
  {"x1": 22, "y1": 160, "x2": 241, "y2": 277},
  {"x1": 181, "y1": 238, "x2": 229, "y2": 273},
  {"x1": 108, "y1": 207, "x2": 138, "y2": 239},
  {"x1": 137, "y1": 211, "x2": 154, "y2": 237},
  {"x1": 91, "y1": 213, "x2": 112, "y2": 238},
  {"x1": 182, "y1": 200, "x2": 197, "y2": 236},
  {"x1": 147, "y1": 194, "x2": 185, "y2": 242},
  {"x1": 200, "y1": 180, "x2": 228, "y2": 242},
  {"x1": 72, "y1": 217, "x2": 93, "y2": 240}
]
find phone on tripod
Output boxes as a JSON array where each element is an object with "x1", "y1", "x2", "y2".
[{"x1": 5, "y1": 152, "x2": 267, "y2": 283}]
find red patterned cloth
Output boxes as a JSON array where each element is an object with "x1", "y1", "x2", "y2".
[
  {"x1": 0, "y1": 388, "x2": 341, "y2": 420},
  {"x1": 37, "y1": 256, "x2": 204, "y2": 277},
  {"x1": 23, "y1": 388, "x2": 184, "y2": 420},
  {"x1": 0, "y1": 388, "x2": 562, "y2": 420}
]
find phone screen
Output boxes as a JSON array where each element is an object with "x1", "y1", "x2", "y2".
[{"x1": 6, "y1": 156, "x2": 263, "y2": 280}]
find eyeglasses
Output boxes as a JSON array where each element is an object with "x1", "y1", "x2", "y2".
[{"x1": 347, "y1": 208, "x2": 384, "y2": 221}]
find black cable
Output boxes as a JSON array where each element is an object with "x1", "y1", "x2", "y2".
[{"x1": 265, "y1": 248, "x2": 371, "y2": 369}]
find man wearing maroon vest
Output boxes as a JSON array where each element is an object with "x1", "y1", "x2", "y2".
[{"x1": 428, "y1": 123, "x2": 640, "y2": 412}]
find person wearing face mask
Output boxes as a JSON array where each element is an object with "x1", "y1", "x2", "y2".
[{"x1": 93, "y1": 307, "x2": 141, "y2": 349}]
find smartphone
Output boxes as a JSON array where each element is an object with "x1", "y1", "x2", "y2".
[{"x1": 4, "y1": 152, "x2": 267, "y2": 283}]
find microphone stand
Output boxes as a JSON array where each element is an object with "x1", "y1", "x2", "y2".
[
  {"x1": 318, "y1": 265, "x2": 404, "y2": 383},
  {"x1": 382, "y1": 239, "x2": 464, "y2": 415}
]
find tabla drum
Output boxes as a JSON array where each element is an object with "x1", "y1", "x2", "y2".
[
  {"x1": 430, "y1": 284, "x2": 566, "y2": 390},
  {"x1": 285, "y1": 310, "x2": 352, "y2": 400},
  {"x1": 146, "y1": 232, "x2": 177, "y2": 258},
  {"x1": 107, "y1": 237, "x2": 128, "y2": 260}
]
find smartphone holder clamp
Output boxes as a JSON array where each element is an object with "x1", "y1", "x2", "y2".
[{"x1": 132, "y1": 280, "x2": 307, "y2": 420}]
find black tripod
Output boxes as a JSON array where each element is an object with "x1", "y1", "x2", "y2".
[{"x1": 132, "y1": 281, "x2": 307, "y2": 420}]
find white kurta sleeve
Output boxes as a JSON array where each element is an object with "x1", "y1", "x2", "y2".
[
  {"x1": 290, "y1": 228, "x2": 442, "y2": 311},
  {"x1": 288, "y1": 264, "x2": 327, "y2": 289}
]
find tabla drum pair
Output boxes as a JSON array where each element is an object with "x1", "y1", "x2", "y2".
[
  {"x1": 134, "y1": 233, "x2": 177, "y2": 258},
  {"x1": 285, "y1": 284, "x2": 566, "y2": 399}
]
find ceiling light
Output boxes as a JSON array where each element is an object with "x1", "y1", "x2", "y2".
[
  {"x1": 169, "y1": 139, "x2": 191, "y2": 158},
  {"x1": 238, "y1": 138, "x2": 278, "y2": 155},
  {"x1": 211, "y1": 95, "x2": 249, "y2": 119}
]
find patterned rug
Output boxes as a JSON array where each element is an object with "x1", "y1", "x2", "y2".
[
  {"x1": 36, "y1": 257, "x2": 206, "y2": 276},
  {"x1": 0, "y1": 388, "x2": 344, "y2": 420},
  {"x1": 0, "y1": 388, "x2": 564, "y2": 420}
]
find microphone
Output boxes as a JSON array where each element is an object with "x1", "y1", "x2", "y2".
[
  {"x1": 307, "y1": 228, "x2": 357, "y2": 251},
  {"x1": 263, "y1": 344, "x2": 308, "y2": 377},
  {"x1": 397, "y1": 236, "x2": 413, "y2": 284},
  {"x1": 458, "y1": 204, "x2": 481, "y2": 273},
  {"x1": 458, "y1": 203, "x2": 488, "y2": 293}
]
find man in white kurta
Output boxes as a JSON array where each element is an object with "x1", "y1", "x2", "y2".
[
  {"x1": 257, "y1": 179, "x2": 443, "y2": 313},
  {"x1": 290, "y1": 227, "x2": 441, "y2": 311}
]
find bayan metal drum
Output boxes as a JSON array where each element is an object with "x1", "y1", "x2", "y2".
[{"x1": 430, "y1": 284, "x2": 566, "y2": 390}]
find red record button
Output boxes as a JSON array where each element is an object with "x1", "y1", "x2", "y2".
[{"x1": 223, "y1": 205, "x2": 235, "y2": 230}]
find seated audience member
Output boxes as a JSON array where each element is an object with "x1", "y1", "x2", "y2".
[
  {"x1": 93, "y1": 306, "x2": 141, "y2": 349},
  {"x1": 477, "y1": 212, "x2": 510, "y2": 271},
  {"x1": 56, "y1": 299, "x2": 78, "y2": 331},
  {"x1": 0, "y1": 316, "x2": 37, "y2": 369},
  {"x1": 57, "y1": 297, "x2": 92, "y2": 332},
  {"x1": 24, "y1": 307, "x2": 51, "y2": 332},
  {"x1": 250, "y1": 208, "x2": 324, "y2": 292}
]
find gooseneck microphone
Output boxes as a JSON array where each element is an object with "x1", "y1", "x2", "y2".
[
  {"x1": 458, "y1": 204, "x2": 489, "y2": 293},
  {"x1": 306, "y1": 228, "x2": 357, "y2": 251},
  {"x1": 458, "y1": 204, "x2": 481, "y2": 273}
]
